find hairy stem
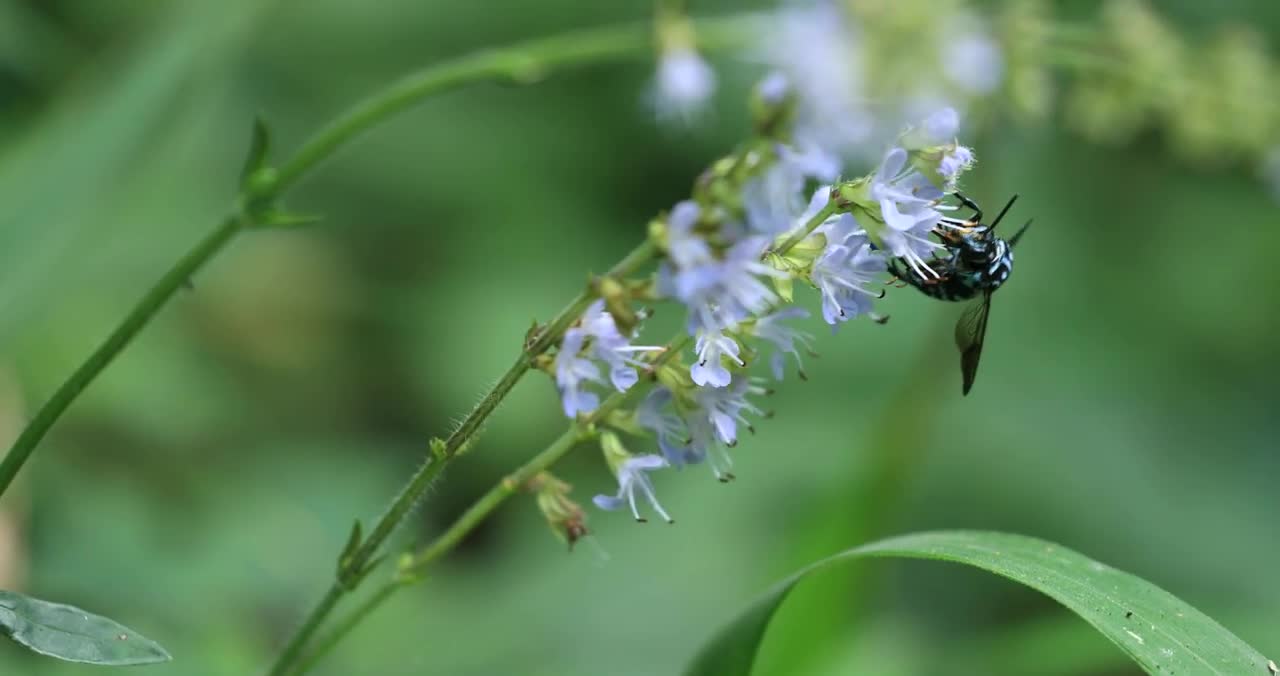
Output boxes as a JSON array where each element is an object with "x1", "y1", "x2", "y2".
[
  {"x1": 263, "y1": 15, "x2": 765, "y2": 675},
  {"x1": 264, "y1": 240, "x2": 654, "y2": 676},
  {"x1": 288, "y1": 197, "x2": 841, "y2": 670},
  {"x1": 286, "y1": 191, "x2": 840, "y2": 671}
]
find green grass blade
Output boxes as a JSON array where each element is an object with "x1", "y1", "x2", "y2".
[{"x1": 685, "y1": 531, "x2": 1269, "y2": 676}]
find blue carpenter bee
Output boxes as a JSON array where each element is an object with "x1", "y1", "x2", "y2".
[{"x1": 888, "y1": 193, "x2": 1031, "y2": 395}]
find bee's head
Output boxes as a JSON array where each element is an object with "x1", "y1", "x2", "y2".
[{"x1": 955, "y1": 227, "x2": 997, "y2": 265}]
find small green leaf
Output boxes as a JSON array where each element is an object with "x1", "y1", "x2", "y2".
[
  {"x1": 685, "y1": 531, "x2": 1269, "y2": 676},
  {"x1": 0, "y1": 589, "x2": 170, "y2": 666},
  {"x1": 239, "y1": 115, "x2": 272, "y2": 186},
  {"x1": 337, "y1": 519, "x2": 364, "y2": 572}
]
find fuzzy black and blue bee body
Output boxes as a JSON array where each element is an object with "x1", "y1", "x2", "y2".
[
  {"x1": 888, "y1": 194, "x2": 1030, "y2": 395},
  {"x1": 897, "y1": 233, "x2": 1012, "y2": 302}
]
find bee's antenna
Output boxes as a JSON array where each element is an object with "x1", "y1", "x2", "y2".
[
  {"x1": 989, "y1": 194, "x2": 1019, "y2": 230},
  {"x1": 1009, "y1": 218, "x2": 1033, "y2": 248}
]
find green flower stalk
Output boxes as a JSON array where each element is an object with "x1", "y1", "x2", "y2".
[{"x1": 8, "y1": 2, "x2": 1280, "y2": 675}]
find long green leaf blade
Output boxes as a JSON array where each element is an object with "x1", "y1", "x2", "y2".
[
  {"x1": 0, "y1": 590, "x2": 170, "y2": 665},
  {"x1": 685, "y1": 531, "x2": 1269, "y2": 676}
]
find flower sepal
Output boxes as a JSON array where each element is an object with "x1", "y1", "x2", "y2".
[
  {"x1": 593, "y1": 275, "x2": 638, "y2": 334},
  {"x1": 908, "y1": 143, "x2": 975, "y2": 191},
  {"x1": 766, "y1": 231, "x2": 826, "y2": 281},
  {"x1": 530, "y1": 472, "x2": 589, "y2": 549},
  {"x1": 831, "y1": 177, "x2": 886, "y2": 245}
]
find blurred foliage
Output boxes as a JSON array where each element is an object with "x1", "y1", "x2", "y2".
[{"x1": 0, "y1": 0, "x2": 1277, "y2": 674}]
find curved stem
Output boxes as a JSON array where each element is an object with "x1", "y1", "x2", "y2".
[
  {"x1": 332, "y1": 239, "x2": 658, "y2": 582},
  {"x1": 0, "y1": 216, "x2": 243, "y2": 496},
  {"x1": 261, "y1": 15, "x2": 766, "y2": 676},
  {"x1": 410, "y1": 426, "x2": 584, "y2": 571},
  {"x1": 286, "y1": 425, "x2": 592, "y2": 674},
  {"x1": 264, "y1": 241, "x2": 654, "y2": 676},
  {"x1": 272, "y1": 13, "x2": 762, "y2": 192},
  {"x1": 0, "y1": 12, "x2": 759, "y2": 506},
  {"x1": 286, "y1": 193, "x2": 838, "y2": 672},
  {"x1": 289, "y1": 335, "x2": 693, "y2": 676}
]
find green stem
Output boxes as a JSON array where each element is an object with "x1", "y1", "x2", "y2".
[
  {"x1": 773, "y1": 202, "x2": 837, "y2": 256},
  {"x1": 343, "y1": 240, "x2": 656, "y2": 567},
  {"x1": 401, "y1": 334, "x2": 690, "y2": 577},
  {"x1": 287, "y1": 580, "x2": 404, "y2": 676},
  {"x1": 264, "y1": 241, "x2": 654, "y2": 676},
  {"x1": 0, "y1": 12, "x2": 759, "y2": 507},
  {"x1": 286, "y1": 423, "x2": 591, "y2": 676},
  {"x1": 412, "y1": 426, "x2": 584, "y2": 571},
  {"x1": 273, "y1": 13, "x2": 761, "y2": 192},
  {"x1": 0, "y1": 216, "x2": 243, "y2": 497},
  {"x1": 270, "y1": 583, "x2": 345, "y2": 676},
  {"x1": 262, "y1": 17, "x2": 768, "y2": 676},
  {"x1": 290, "y1": 334, "x2": 694, "y2": 675},
  {"x1": 286, "y1": 189, "x2": 832, "y2": 672}
]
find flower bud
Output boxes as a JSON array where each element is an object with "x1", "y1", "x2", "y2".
[
  {"x1": 750, "y1": 71, "x2": 798, "y2": 140},
  {"x1": 530, "y1": 472, "x2": 589, "y2": 549},
  {"x1": 595, "y1": 276, "x2": 638, "y2": 334},
  {"x1": 654, "y1": 360, "x2": 697, "y2": 409}
]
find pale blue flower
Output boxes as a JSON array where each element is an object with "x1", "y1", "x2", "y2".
[
  {"x1": 744, "y1": 158, "x2": 807, "y2": 236},
  {"x1": 871, "y1": 147, "x2": 945, "y2": 278},
  {"x1": 744, "y1": 145, "x2": 840, "y2": 236},
  {"x1": 664, "y1": 235, "x2": 786, "y2": 334},
  {"x1": 666, "y1": 200, "x2": 714, "y2": 270},
  {"x1": 554, "y1": 328, "x2": 601, "y2": 418},
  {"x1": 751, "y1": 307, "x2": 815, "y2": 379},
  {"x1": 593, "y1": 455, "x2": 674, "y2": 523},
  {"x1": 763, "y1": 3, "x2": 873, "y2": 153},
  {"x1": 939, "y1": 145, "x2": 974, "y2": 180},
  {"x1": 581, "y1": 300, "x2": 663, "y2": 391},
  {"x1": 782, "y1": 142, "x2": 842, "y2": 183},
  {"x1": 811, "y1": 228, "x2": 887, "y2": 327},
  {"x1": 923, "y1": 107, "x2": 960, "y2": 143},
  {"x1": 653, "y1": 48, "x2": 716, "y2": 124},
  {"x1": 554, "y1": 303, "x2": 662, "y2": 418},
  {"x1": 943, "y1": 28, "x2": 1005, "y2": 95},
  {"x1": 693, "y1": 377, "x2": 768, "y2": 448},
  {"x1": 756, "y1": 70, "x2": 792, "y2": 104},
  {"x1": 692, "y1": 329, "x2": 743, "y2": 387},
  {"x1": 638, "y1": 387, "x2": 702, "y2": 467}
]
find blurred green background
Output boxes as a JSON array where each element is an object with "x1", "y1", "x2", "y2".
[{"x1": 1, "y1": 1, "x2": 1278, "y2": 674}]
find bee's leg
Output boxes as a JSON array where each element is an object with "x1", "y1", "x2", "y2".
[{"x1": 952, "y1": 191, "x2": 983, "y2": 223}]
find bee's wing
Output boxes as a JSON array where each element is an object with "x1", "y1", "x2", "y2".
[{"x1": 954, "y1": 291, "x2": 993, "y2": 395}]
